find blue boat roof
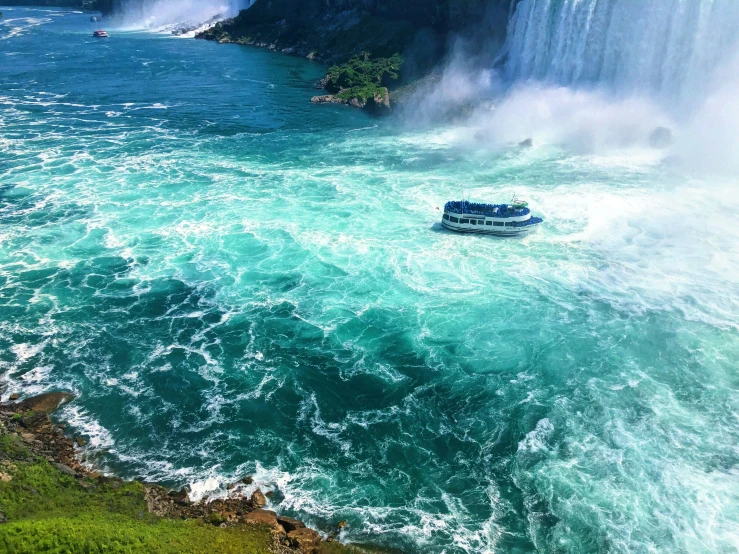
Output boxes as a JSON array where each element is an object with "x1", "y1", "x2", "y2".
[{"x1": 444, "y1": 200, "x2": 530, "y2": 218}]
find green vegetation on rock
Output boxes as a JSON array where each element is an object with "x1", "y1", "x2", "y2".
[
  {"x1": 325, "y1": 53, "x2": 402, "y2": 93},
  {"x1": 323, "y1": 53, "x2": 400, "y2": 110}
]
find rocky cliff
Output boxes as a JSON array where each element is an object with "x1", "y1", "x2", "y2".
[
  {"x1": 197, "y1": 0, "x2": 513, "y2": 112},
  {"x1": 198, "y1": 0, "x2": 513, "y2": 69}
]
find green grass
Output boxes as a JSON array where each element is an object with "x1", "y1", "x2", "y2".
[
  {"x1": 1, "y1": 516, "x2": 273, "y2": 554},
  {"x1": 0, "y1": 432, "x2": 273, "y2": 553}
]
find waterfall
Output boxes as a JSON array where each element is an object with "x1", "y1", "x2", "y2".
[
  {"x1": 116, "y1": 0, "x2": 251, "y2": 30},
  {"x1": 502, "y1": 0, "x2": 739, "y2": 101}
]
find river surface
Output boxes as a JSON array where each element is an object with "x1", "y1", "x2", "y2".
[{"x1": 2, "y1": 7, "x2": 739, "y2": 553}]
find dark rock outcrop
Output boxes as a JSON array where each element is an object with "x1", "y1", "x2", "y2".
[
  {"x1": 18, "y1": 391, "x2": 75, "y2": 413},
  {"x1": 277, "y1": 515, "x2": 306, "y2": 533},
  {"x1": 197, "y1": 0, "x2": 513, "y2": 110},
  {"x1": 288, "y1": 527, "x2": 322, "y2": 553}
]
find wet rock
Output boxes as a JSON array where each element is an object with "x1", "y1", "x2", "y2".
[
  {"x1": 310, "y1": 94, "x2": 345, "y2": 105},
  {"x1": 649, "y1": 126, "x2": 673, "y2": 149},
  {"x1": 370, "y1": 88, "x2": 391, "y2": 114},
  {"x1": 251, "y1": 488, "x2": 267, "y2": 507},
  {"x1": 337, "y1": 519, "x2": 348, "y2": 528},
  {"x1": 518, "y1": 138, "x2": 533, "y2": 148},
  {"x1": 241, "y1": 475, "x2": 253, "y2": 485},
  {"x1": 9, "y1": 394, "x2": 20, "y2": 401},
  {"x1": 277, "y1": 515, "x2": 305, "y2": 533},
  {"x1": 20, "y1": 392, "x2": 75, "y2": 413},
  {"x1": 287, "y1": 527, "x2": 321, "y2": 553},
  {"x1": 75, "y1": 437, "x2": 86, "y2": 447}
]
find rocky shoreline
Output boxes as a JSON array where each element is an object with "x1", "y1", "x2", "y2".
[{"x1": 0, "y1": 391, "x2": 367, "y2": 554}]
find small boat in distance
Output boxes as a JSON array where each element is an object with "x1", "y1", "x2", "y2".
[
  {"x1": 93, "y1": 29, "x2": 108, "y2": 38},
  {"x1": 442, "y1": 196, "x2": 543, "y2": 236}
]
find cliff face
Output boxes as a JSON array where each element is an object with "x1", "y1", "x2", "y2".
[
  {"x1": 237, "y1": 0, "x2": 496, "y2": 30},
  {"x1": 198, "y1": 0, "x2": 513, "y2": 69}
]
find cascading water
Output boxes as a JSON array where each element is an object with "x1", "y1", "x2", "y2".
[
  {"x1": 503, "y1": 0, "x2": 739, "y2": 102},
  {"x1": 115, "y1": 0, "x2": 252, "y2": 31}
]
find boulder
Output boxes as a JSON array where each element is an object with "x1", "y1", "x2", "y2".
[
  {"x1": 311, "y1": 94, "x2": 343, "y2": 104},
  {"x1": 20, "y1": 411, "x2": 51, "y2": 429},
  {"x1": 75, "y1": 437, "x2": 86, "y2": 447},
  {"x1": 287, "y1": 527, "x2": 321, "y2": 553},
  {"x1": 277, "y1": 515, "x2": 305, "y2": 533},
  {"x1": 245, "y1": 508, "x2": 286, "y2": 534},
  {"x1": 649, "y1": 126, "x2": 673, "y2": 149},
  {"x1": 9, "y1": 393, "x2": 20, "y2": 401},
  {"x1": 348, "y1": 97, "x2": 366, "y2": 109},
  {"x1": 168, "y1": 486, "x2": 191, "y2": 505},
  {"x1": 241, "y1": 475, "x2": 254, "y2": 485},
  {"x1": 20, "y1": 392, "x2": 75, "y2": 413},
  {"x1": 337, "y1": 519, "x2": 348, "y2": 528},
  {"x1": 251, "y1": 488, "x2": 267, "y2": 507},
  {"x1": 370, "y1": 88, "x2": 391, "y2": 114},
  {"x1": 518, "y1": 138, "x2": 533, "y2": 148}
]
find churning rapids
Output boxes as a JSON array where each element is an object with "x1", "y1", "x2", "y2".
[{"x1": 2, "y1": 4, "x2": 739, "y2": 553}]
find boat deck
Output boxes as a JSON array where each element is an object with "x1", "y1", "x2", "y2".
[{"x1": 444, "y1": 200, "x2": 529, "y2": 218}]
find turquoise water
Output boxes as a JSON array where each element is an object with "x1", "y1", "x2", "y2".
[{"x1": 2, "y1": 7, "x2": 739, "y2": 553}]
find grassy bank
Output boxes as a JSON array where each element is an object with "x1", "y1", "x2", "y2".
[
  {"x1": 0, "y1": 432, "x2": 274, "y2": 553},
  {"x1": 0, "y1": 401, "x2": 384, "y2": 554}
]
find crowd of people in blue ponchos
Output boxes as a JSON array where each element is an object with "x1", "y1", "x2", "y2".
[{"x1": 444, "y1": 200, "x2": 527, "y2": 218}]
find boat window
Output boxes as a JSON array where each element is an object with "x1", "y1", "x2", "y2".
[
  {"x1": 494, "y1": 222, "x2": 504, "y2": 227},
  {"x1": 450, "y1": 216, "x2": 459, "y2": 223},
  {"x1": 486, "y1": 221, "x2": 492, "y2": 226},
  {"x1": 505, "y1": 222, "x2": 515, "y2": 227},
  {"x1": 443, "y1": 214, "x2": 450, "y2": 221},
  {"x1": 460, "y1": 219, "x2": 470, "y2": 224},
  {"x1": 470, "y1": 220, "x2": 477, "y2": 225}
]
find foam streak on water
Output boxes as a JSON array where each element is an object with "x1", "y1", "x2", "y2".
[{"x1": 1, "y1": 8, "x2": 739, "y2": 554}]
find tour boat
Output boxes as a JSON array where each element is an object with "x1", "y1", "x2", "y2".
[
  {"x1": 93, "y1": 30, "x2": 109, "y2": 38},
  {"x1": 441, "y1": 197, "x2": 543, "y2": 236}
]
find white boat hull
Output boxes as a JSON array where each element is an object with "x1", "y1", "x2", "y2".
[
  {"x1": 441, "y1": 209, "x2": 542, "y2": 236},
  {"x1": 441, "y1": 220, "x2": 540, "y2": 236}
]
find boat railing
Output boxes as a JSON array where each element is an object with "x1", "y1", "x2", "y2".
[{"x1": 444, "y1": 201, "x2": 530, "y2": 218}]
